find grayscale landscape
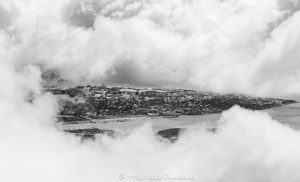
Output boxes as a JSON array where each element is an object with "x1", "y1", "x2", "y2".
[{"x1": 1, "y1": 0, "x2": 300, "y2": 182}]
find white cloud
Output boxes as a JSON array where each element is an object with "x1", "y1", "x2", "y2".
[
  {"x1": 1, "y1": 2, "x2": 300, "y2": 180},
  {"x1": 1, "y1": 74, "x2": 300, "y2": 182},
  {"x1": 1, "y1": 0, "x2": 299, "y2": 98}
]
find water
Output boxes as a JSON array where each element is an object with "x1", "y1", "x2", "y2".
[
  {"x1": 60, "y1": 103, "x2": 300, "y2": 133},
  {"x1": 265, "y1": 102, "x2": 300, "y2": 129}
]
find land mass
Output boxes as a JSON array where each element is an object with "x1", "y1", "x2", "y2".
[{"x1": 44, "y1": 85, "x2": 296, "y2": 124}]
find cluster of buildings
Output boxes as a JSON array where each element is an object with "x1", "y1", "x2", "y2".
[{"x1": 45, "y1": 85, "x2": 294, "y2": 122}]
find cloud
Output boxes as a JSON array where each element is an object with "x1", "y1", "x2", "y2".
[
  {"x1": 0, "y1": 6, "x2": 12, "y2": 29},
  {"x1": 1, "y1": 70, "x2": 300, "y2": 182},
  {"x1": 249, "y1": 11, "x2": 300, "y2": 98},
  {"x1": 2, "y1": 1, "x2": 300, "y2": 182},
  {"x1": 1, "y1": 0, "x2": 299, "y2": 98}
]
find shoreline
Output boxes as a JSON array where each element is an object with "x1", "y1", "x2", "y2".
[
  {"x1": 61, "y1": 102, "x2": 298, "y2": 125},
  {"x1": 59, "y1": 102, "x2": 300, "y2": 140}
]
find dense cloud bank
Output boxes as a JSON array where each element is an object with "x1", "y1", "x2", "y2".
[
  {"x1": 1, "y1": 67, "x2": 300, "y2": 182},
  {"x1": 0, "y1": 0, "x2": 300, "y2": 97}
]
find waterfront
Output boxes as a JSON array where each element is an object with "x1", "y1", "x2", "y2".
[
  {"x1": 265, "y1": 102, "x2": 300, "y2": 129},
  {"x1": 59, "y1": 103, "x2": 300, "y2": 135}
]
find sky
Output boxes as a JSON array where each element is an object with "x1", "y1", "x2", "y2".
[
  {"x1": 1, "y1": 0, "x2": 300, "y2": 182},
  {"x1": 0, "y1": 0, "x2": 300, "y2": 98}
]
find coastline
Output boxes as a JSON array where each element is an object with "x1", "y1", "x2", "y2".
[
  {"x1": 60, "y1": 101, "x2": 298, "y2": 125},
  {"x1": 57, "y1": 102, "x2": 300, "y2": 141}
]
